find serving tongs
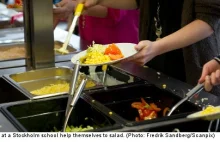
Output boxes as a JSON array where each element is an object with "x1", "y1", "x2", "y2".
[
  {"x1": 62, "y1": 77, "x2": 87, "y2": 132},
  {"x1": 167, "y1": 83, "x2": 204, "y2": 116},
  {"x1": 102, "y1": 65, "x2": 108, "y2": 89},
  {"x1": 55, "y1": 3, "x2": 84, "y2": 54},
  {"x1": 62, "y1": 61, "x2": 87, "y2": 132}
]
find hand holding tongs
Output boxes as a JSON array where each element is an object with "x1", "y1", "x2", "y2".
[
  {"x1": 62, "y1": 61, "x2": 87, "y2": 132},
  {"x1": 167, "y1": 83, "x2": 204, "y2": 116}
]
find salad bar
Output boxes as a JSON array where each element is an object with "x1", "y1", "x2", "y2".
[{"x1": 0, "y1": 62, "x2": 220, "y2": 132}]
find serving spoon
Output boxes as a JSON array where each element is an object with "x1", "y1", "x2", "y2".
[{"x1": 55, "y1": 3, "x2": 84, "y2": 54}]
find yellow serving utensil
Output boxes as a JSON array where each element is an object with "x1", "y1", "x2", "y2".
[{"x1": 55, "y1": 3, "x2": 84, "y2": 54}]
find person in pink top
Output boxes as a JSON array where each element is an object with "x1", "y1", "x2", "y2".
[{"x1": 53, "y1": 0, "x2": 139, "y2": 45}]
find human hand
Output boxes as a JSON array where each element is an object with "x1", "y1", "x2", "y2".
[
  {"x1": 76, "y1": 0, "x2": 99, "y2": 7},
  {"x1": 124, "y1": 40, "x2": 158, "y2": 66},
  {"x1": 198, "y1": 59, "x2": 220, "y2": 91},
  {"x1": 53, "y1": 0, "x2": 76, "y2": 20}
]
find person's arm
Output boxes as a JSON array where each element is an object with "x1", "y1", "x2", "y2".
[
  {"x1": 154, "y1": 0, "x2": 220, "y2": 55},
  {"x1": 83, "y1": 5, "x2": 108, "y2": 18},
  {"x1": 152, "y1": 20, "x2": 213, "y2": 56},
  {"x1": 76, "y1": 0, "x2": 137, "y2": 9},
  {"x1": 127, "y1": 0, "x2": 220, "y2": 65},
  {"x1": 126, "y1": 20, "x2": 213, "y2": 65},
  {"x1": 53, "y1": 0, "x2": 108, "y2": 20}
]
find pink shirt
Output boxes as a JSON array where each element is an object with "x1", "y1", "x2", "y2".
[{"x1": 79, "y1": 8, "x2": 139, "y2": 45}]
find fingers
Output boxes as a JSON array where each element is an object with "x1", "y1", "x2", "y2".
[
  {"x1": 204, "y1": 69, "x2": 220, "y2": 92},
  {"x1": 55, "y1": 0, "x2": 66, "y2": 7},
  {"x1": 211, "y1": 69, "x2": 220, "y2": 85},
  {"x1": 216, "y1": 69, "x2": 220, "y2": 82},
  {"x1": 53, "y1": 7, "x2": 66, "y2": 14},
  {"x1": 134, "y1": 41, "x2": 147, "y2": 51},
  {"x1": 204, "y1": 75, "x2": 212, "y2": 92},
  {"x1": 210, "y1": 72, "x2": 217, "y2": 86},
  {"x1": 126, "y1": 41, "x2": 149, "y2": 61},
  {"x1": 76, "y1": 0, "x2": 97, "y2": 7},
  {"x1": 53, "y1": 1, "x2": 67, "y2": 14},
  {"x1": 198, "y1": 65, "x2": 209, "y2": 83}
]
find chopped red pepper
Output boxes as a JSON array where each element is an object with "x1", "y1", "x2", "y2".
[{"x1": 132, "y1": 98, "x2": 161, "y2": 121}]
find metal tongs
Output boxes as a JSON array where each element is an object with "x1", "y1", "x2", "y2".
[
  {"x1": 62, "y1": 61, "x2": 87, "y2": 132},
  {"x1": 167, "y1": 83, "x2": 204, "y2": 116}
]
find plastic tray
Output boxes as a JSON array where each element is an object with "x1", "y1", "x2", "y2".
[
  {"x1": 1, "y1": 96, "x2": 122, "y2": 132},
  {"x1": 84, "y1": 83, "x2": 201, "y2": 126}
]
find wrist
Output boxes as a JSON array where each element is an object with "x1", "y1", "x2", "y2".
[
  {"x1": 152, "y1": 40, "x2": 163, "y2": 56},
  {"x1": 214, "y1": 55, "x2": 220, "y2": 65}
]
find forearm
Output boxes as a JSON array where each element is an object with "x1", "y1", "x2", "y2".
[
  {"x1": 98, "y1": 0, "x2": 137, "y2": 10},
  {"x1": 83, "y1": 5, "x2": 108, "y2": 18},
  {"x1": 153, "y1": 20, "x2": 214, "y2": 55}
]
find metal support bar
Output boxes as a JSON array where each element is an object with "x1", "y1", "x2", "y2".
[{"x1": 23, "y1": 0, "x2": 55, "y2": 70}]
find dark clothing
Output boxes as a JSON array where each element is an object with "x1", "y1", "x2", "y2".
[{"x1": 136, "y1": 0, "x2": 220, "y2": 95}]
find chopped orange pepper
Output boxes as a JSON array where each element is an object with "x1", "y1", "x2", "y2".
[
  {"x1": 108, "y1": 54, "x2": 124, "y2": 60},
  {"x1": 141, "y1": 97, "x2": 147, "y2": 105},
  {"x1": 150, "y1": 103, "x2": 161, "y2": 112},
  {"x1": 131, "y1": 102, "x2": 144, "y2": 110}
]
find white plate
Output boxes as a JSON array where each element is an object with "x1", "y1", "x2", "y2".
[
  {"x1": 71, "y1": 43, "x2": 137, "y2": 66},
  {"x1": 187, "y1": 106, "x2": 220, "y2": 120},
  {"x1": 0, "y1": 3, "x2": 7, "y2": 10}
]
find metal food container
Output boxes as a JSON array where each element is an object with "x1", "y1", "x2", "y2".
[
  {"x1": 54, "y1": 41, "x2": 77, "y2": 55},
  {"x1": 0, "y1": 41, "x2": 77, "y2": 61},
  {"x1": 0, "y1": 42, "x2": 25, "y2": 61},
  {"x1": 3, "y1": 67, "x2": 101, "y2": 99}
]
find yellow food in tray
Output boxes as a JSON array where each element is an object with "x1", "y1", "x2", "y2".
[
  {"x1": 31, "y1": 82, "x2": 69, "y2": 95},
  {"x1": 31, "y1": 80, "x2": 96, "y2": 96},
  {"x1": 200, "y1": 105, "x2": 220, "y2": 115}
]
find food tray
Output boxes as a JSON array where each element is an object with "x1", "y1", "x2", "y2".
[
  {"x1": 1, "y1": 96, "x2": 122, "y2": 132},
  {"x1": 3, "y1": 67, "x2": 102, "y2": 99},
  {"x1": 0, "y1": 43, "x2": 25, "y2": 61},
  {"x1": 84, "y1": 83, "x2": 202, "y2": 126},
  {"x1": 0, "y1": 41, "x2": 77, "y2": 61}
]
